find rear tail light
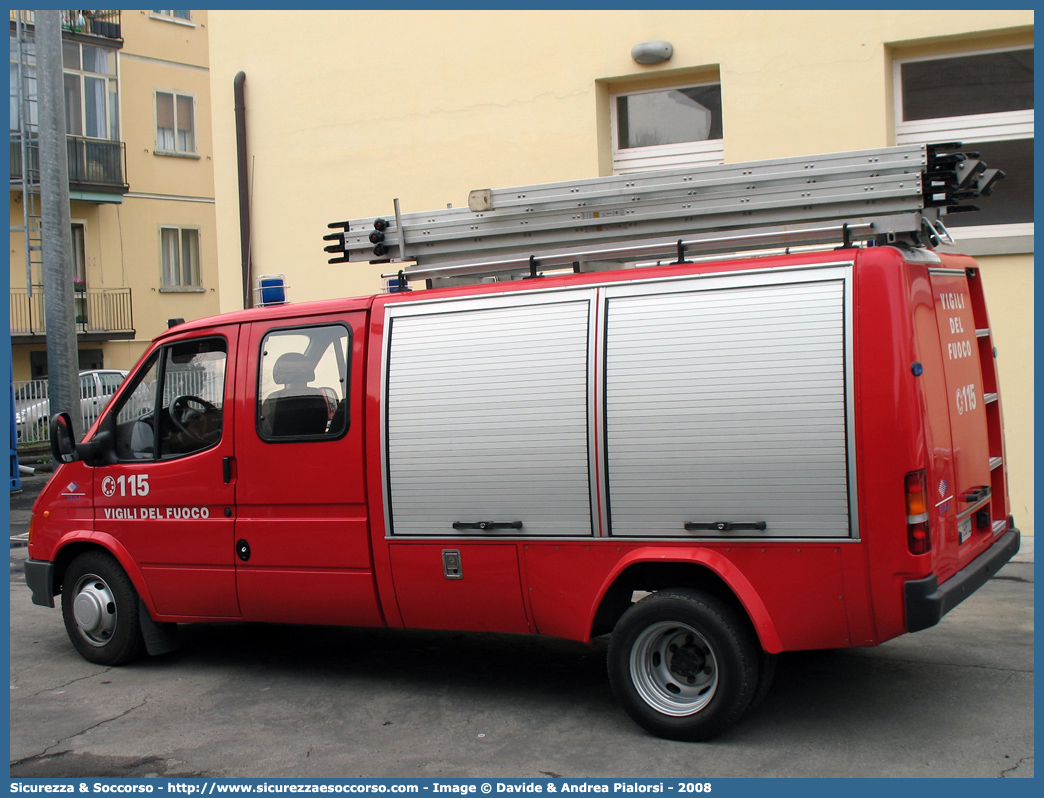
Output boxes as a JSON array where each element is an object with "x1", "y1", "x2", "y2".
[{"x1": 906, "y1": 470, "x2": 931, "y2": 555}]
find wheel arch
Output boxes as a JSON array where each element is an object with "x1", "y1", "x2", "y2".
[
  {"x1": 51, "y1": 533, "x2": 157, "y2": 614},
  {"x1": 589, "y1": 549, "x2": 784, "y2": 653}
]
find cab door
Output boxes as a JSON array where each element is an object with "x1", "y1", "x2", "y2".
[
  {"x1": 232, "y1": 312, "x2": 383, "y2": 628},
  {"x1": 93, "y1": 328, "x2": 240, "y2": 619}
]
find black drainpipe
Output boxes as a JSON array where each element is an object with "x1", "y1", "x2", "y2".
[{"x1": 234, "y1": 71, "x2": 252, "y2": 309}]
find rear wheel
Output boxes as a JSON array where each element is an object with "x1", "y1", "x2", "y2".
[
  {"x1": 608, "y1": 589, "x2": 758, "y2": 741},
  {"x1": 61, "y1": 551, "x2": 145, "y2": 665}
]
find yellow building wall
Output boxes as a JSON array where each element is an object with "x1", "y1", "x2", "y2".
[
  {"x1": 976, "y1": 256, "x2": 1034, "y2": 530},
  {"x1": 206, "y1": 10, "x2": 1033, "y2": 535},
  {"x1": 119, "y1": 10, "x2": 211, "y2": 68},
  {"x1": 116, "y1": 8, "x2": 219, "y2": 365},
  {"x1": 118, "y1": 59, "x2": 215, "y2": 198}
]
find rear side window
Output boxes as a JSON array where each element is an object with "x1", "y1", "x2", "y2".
[{"x1": 257, "y1": 324, "x2": 350, "y2": 441}]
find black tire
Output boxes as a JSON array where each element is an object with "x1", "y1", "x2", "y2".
[
  {"x1": 748, "y1": 649, "x2": 777, "y2": 712},
  {"x1": 607, "y1": 589, "x2": 759, "y2": 741},
  {"x1": 61, "y1": 551, "x2": 145, "y2": 666}
]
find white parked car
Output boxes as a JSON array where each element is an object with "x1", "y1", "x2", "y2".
[{"x1": 14, "y1": 369, "x2": 128, "y2": 443}]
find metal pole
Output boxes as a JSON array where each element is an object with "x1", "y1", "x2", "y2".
[
  {"x1": 234, "y1": 71, "x2": 252, "y2": 309},
  {"x1": 36, "y1": 11, "x2": 82, "y2": 439}
]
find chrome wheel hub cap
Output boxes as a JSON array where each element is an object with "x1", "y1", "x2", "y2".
[
  {"x1": 630, "y1": 621, "x2": 718, "y2": 716},
  {"x1": 72, "y1": 575, "x2": 117, "y2": 646}
]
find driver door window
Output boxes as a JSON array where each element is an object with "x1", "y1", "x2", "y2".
[{"x1": 113, "y1": 338, "x2": 227, "y2": 460}]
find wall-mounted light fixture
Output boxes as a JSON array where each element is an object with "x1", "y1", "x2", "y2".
[{"x1": 631, "y1": 40, "x2": 673, "y2": 65}]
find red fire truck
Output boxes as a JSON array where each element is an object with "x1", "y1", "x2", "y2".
[{"x1": 26, "y1": 144, "x2": 1019, "y2": 741}]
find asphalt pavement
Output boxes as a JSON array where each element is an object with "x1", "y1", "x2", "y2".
[{"x1": 7, "y1": 466, "x2": 1035, "y2": 779}]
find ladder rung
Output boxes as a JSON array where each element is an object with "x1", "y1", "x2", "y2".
[
  {"x1": 984, "y1": 392, "x2": 999, "y2": 405},
  {"x1": 976, "y1": 328, "x2": 991, "y2": 338},
  {"x1": 992, "y1": 520, "x2": 1008, "y2": 535},
  {"x1": 990, "y1": 456, "x2": 1004, "y2": 470}
]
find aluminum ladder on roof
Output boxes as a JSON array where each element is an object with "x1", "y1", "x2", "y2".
[{"x1": 324, "y1": 142, "x2": 1002, "y2": 286}]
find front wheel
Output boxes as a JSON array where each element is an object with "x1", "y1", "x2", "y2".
[
  {"x1": 61, "y1": 551, "x2": 145, "y2": 665},
  {"x1": 607, "y1": 589, "x2": 759, "y2": 741}
]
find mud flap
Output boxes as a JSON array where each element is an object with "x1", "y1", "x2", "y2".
[{"x1": 138, "y1": 599, "x2": 180, "y2": 656}]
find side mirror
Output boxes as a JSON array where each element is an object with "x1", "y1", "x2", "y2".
[
  {"x1": 50, "y1": 413, "x2": 79, "y2": 463},
  {"x1": 50, "y1": 412, "x2": 116, "y2": 467}
]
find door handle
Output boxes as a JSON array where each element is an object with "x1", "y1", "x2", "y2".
[
  {"x1": 223, "y1": 456, "x2": 233, "y2": 484},
  {"x1": 452, "y1": 521, "x2": 523, "y2": 531},
  {"x1": 684, "y1": 521, "x2": 767, "y2": 532},
  {"x1": 964, "y1": 485, "x2": 991, "y2": 503}
]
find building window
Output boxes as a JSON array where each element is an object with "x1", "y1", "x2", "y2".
[
  {"x1": 895, "y1": 47, "x2": 1032, "y2": 252},
  {"x1": 152, "y1": 10, "x2": 191, "y2": 21},
  {"x1": 155, "y1": 90, "x2": 195, "y2": 153},
  {"x1": 160, "y1": 227, "x2": 201, "y2": 288},
  {"x1": 62, "y1": 41, "x2": 118, "y2": 140},
  {"x1": 610, "y1": 83, "x2": 724, "y2": 174}
]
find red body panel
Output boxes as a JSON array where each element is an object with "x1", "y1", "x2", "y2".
[
  {"x1": 27, "y1": 246, "x2": 1010, "y2": 653},
  {"x1": 91, "y1": 323, "x2": 241, "y2": 620},
  {"x1": 231, "y1": 310, "x2": 383, "y2": 628},
  {"x1": 520, "y1": 542, "x2": 852, "y2": 651},
  {"x1": 389, "y1": 543, "x2": 531, "y2": 633}
]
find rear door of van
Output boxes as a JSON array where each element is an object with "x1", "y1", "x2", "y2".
[{"x1": 926, "y1": 262, "x2": 1009, "y2": 576}]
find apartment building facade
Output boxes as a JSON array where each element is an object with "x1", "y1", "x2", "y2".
[
  {"x1": 203, "y1": 11, "x2": 1030, "y2": 539},
  {"x1": 9, "y1": 9, "x2": 219, "y2": 380}
]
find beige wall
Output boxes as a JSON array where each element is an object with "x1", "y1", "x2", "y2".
[
  {"x1": 208, "y1": 10, "x2": 1031, "y2": 301},
  {"x1": 975, "y1": 255, "x2": 1034, "y2": 532},
  {"x1": 206, "y1": 10, "x2": 1033, "y2": 535}
]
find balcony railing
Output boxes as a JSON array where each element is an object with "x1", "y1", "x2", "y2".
[
  {"x1": 67, "y1": 136, "x2": 128, "y2": 193},
  {"x1": 10, "y1": 134, "x2": 128, "y2": 195},
  {"x1": 8, "y1": 135, "x2": 36, "y2": 183},
  {"x1": 9, "y1": 10, "x2": 122, "y2": 42},
  {"x1": 11, "y1": 287, "x2": 134, "y2": 338}
]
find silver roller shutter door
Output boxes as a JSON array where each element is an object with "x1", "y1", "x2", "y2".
[
  {"x1": 605, "y1": 278, "x2": 851, "y2": 538},
  {"x1": 386, "y1": 299, "x2": 593, "y2": 536}
]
